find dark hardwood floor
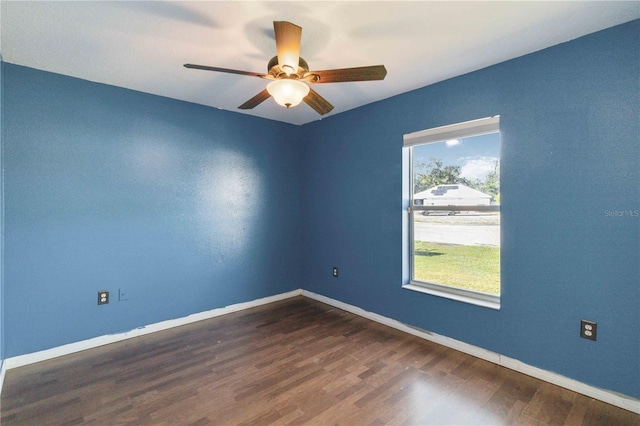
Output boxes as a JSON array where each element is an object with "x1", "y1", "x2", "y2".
[{"x1": 2, "y1": 296, "x2": 638, "y2": 425}]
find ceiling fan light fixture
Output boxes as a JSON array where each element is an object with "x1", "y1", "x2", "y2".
[{"x1": 267, "y1": 79, "x2": 310, "y2": 109}]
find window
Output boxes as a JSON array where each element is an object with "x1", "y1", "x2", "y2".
[{"x1": 403, "y1": 117, "x2": 501, "y2": 309}]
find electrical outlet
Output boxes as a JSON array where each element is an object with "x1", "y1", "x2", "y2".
[
  {"x1": 98, "y1": 290, "x2": 109, "y2": 305},
  {"x1": 118, "y1": 288, "x2": 128, "y2": 301},
  {"x1": 332, "y1": 267, "x2": 339, "y2": 278},
  {"x1": 580, "y1": 319, "x2": 597, "y2": 341}
]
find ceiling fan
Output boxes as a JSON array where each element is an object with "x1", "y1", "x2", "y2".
[{"x1": 184, "y1": 21, "x2": 387, "y2": 115}]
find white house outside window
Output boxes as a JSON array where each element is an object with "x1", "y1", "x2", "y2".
[{"x1": 403, "y1": 116, "x2": 501, "y2": 309}]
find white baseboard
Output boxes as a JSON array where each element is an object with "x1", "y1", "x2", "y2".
[
  {"x1": 301, "y1": 290, "x2": 640, "y2": 415},
  {"x1": 4, "y1": 289, "x2": 302, "y2": 370},
  {"x1": 0, "y1": 360, "x2": 6, "y2": 396},
  {"x1": 3, "y1": 288, "x2": 638, "y2": 414}
]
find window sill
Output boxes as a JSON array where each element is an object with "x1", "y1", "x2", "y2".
[{"x1": 402, "y1": 282, "x2": 501, "y2": 310}]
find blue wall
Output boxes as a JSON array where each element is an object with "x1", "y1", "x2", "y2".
[
  {"x1": 2, "y1": 64, "x2": 303, "y2": 357},
  {"x1": 0, "y1": 54, "x2": 4, "y2": 367},
  {"x1": 1, "y1": 20, "x2": 638, "y2": 400},
  {"x1": 302, "y1": 20, "x2": 639, "y2": 398}
]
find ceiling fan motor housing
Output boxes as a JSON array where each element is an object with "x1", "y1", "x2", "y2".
[{"x1": 268, "y1": 56, "x2": 314, "y2": 80}]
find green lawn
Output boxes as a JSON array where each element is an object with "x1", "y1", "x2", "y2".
[{"x1": 413, "y1": 241, "x2": 500, "y2": 295}]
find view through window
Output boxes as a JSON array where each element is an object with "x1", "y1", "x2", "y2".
[{"x1": 405, "y1": 117, "x2": 501, "y2": 306}]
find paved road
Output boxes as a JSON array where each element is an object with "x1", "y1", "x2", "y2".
[{"x1": 414, "y1": 214, "x2": 500, "y2": 247}]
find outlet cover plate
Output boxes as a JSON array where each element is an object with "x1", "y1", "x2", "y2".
[
  {"x1": 580, "y1": 319, "x2": 597, "y2": 341},
  {"x1": 98, "y1": 290, "x2": 109, "y2": 305}
]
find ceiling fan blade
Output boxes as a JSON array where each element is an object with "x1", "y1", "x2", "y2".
[
  {"x1": 304, "y1": 87, "x2": 334, "y2": 115},
  {"x1": 238, "y1": 89, "x2": 271, "y2": 110},
  {"x1": 184, "y1": 64, "x2": 269, "y2": 78},
  {"x1": 304, "y1": 65, "x2": 387, "y2": 83},
  {"x1": 273, "y1": 21, "x2": 301, "y2": 75}
]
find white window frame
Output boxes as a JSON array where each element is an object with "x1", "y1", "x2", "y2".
[{"x1": 403, "y1": 116, "x2": 501, "y2": 310}]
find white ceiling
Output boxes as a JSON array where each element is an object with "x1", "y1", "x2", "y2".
[{"x1": 1, "y1": 1, "x2": 638, "y2": 125}]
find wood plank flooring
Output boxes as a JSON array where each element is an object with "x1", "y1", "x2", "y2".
[{"x1": 2, "y1": 296, "x2": 638, "y2": 425}]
